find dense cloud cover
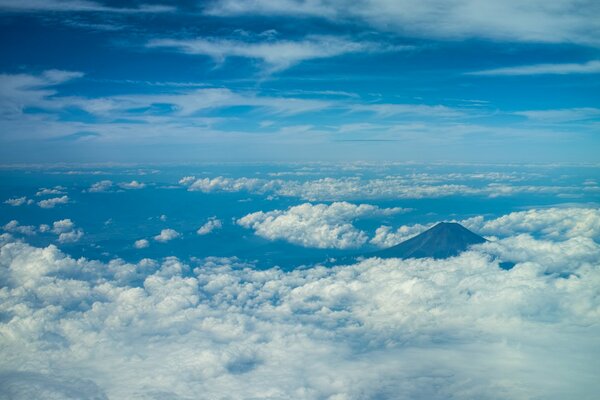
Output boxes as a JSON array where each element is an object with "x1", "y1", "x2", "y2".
[
  {"x1": 1, "y1": 206, "x2": 599, "y2": 399},
  {"x1": 238, "y1": 202, "x2": 407, "y2": 249}
]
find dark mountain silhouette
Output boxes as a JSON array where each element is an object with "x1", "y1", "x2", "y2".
[{"x1": 370, "y1": 222, "x2": 487, "y2": 259}]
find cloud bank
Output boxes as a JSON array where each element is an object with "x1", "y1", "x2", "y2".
[{"x1": 0, "y1": 225, "x2": 598, "y2": 399}]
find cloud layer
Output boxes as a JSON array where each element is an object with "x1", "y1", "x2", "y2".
[{"x1": 0, "y1": 222, "x2": 598, "y2": 399}]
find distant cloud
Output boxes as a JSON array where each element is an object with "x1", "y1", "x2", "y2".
[
  {"x1": 467, "y1": 60, "x2": 600, "y2": 76},
  {"x1": 183, "y1": 175, "x2": 582, "y2": 201},
  {"x1": 154, "y1": 228, "x2": 180, "y2": 242},
  {"x1": 238, "y1": 202, "x2": 408, "y2": 249},
  {"x1": 2, "y1": 220, "x2": 36, "y2": 236},
  {"x1": 147, "y1": 35, "x2": 405, "y2": 73},
  {"x1": 35, "y1": 186, "x2": 66, "y2": 196},
  {"x1": 4, "y1": 197, "x2": 32, "y2": 206},
  {"x1": 514, "y1": 108, "x2": 600, "y2": 123},
  {"x1": 118, "y1": 180, "x2": 146, "y2": 190},
  {"x1": 88, "y1": 180, "x2": 113, "y2": 193},
  {"x1": 197, "y1": 217, "x2": 223, "y2": 235},
  {"x1": 0, "y1": 0, "x2": 174, "y2": 13},
  {"x1": 134, "y1": 239, "x2": 150, "y2": 249},
  {"x1": 37, "y1": 195, "x2": 69, "y2": 208},
  {"x1": 372, "y1": 207, "x2": 600, "y2": 248}
]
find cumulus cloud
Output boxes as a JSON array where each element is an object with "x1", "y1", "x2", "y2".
[
  {"x1": 238, "y1": 202, "x2": 408, "y2": 248},
  {"x1": 462, "y1": 207, "x2": 600, "y2": 240},
  {"x1": 51, "y1": 219, "x2": 84, "y2": 243},
  {"x1": 154, "y1": 228, "x2": 180, "y2": 242},
  {"x1": 35, "y1": 186, "x2": 66, "y2": 196},
  {"x1": 2, "y1": 220, "x2": 36, "y2": 236},
  {"x1": 87, "y1": 180, "x2": 113, "y2": 192},
  {"x1": 37, "y1": 195, "x2": 69, "y2": 208},
  {"x1": 197, "y1": 217, "x2": 223, "y2": 235},
  {"x1": 370, "y1": 223, "x2": 431, "y2": 248},
  {"x1": 0, "y1": 230, "x2": 598, "y2": 399},
  {"x1": 4, "y1": 197, "x2": 32, "y2": 206},
  {"x1": 371, "y1": 207, "x2": 600, "y2": 248},
  {"x1": 118, "y1": 180, "x2": 146, "y2": 190},
  {"x1": 134, "y1": 239, "x2": 150, "y2": 249},
  {"x1": 183, "y1": 175, "x2": 583, "y2": 201}
]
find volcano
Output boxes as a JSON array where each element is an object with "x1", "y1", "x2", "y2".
[{"x1": 371, "y1": 222, "x2": 486, "y2": 259}]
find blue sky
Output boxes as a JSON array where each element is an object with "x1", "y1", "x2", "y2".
[{"x1": 0, "y1": 0, "x2": 599, "y2": 163}]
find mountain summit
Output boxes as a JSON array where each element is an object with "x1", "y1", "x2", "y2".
[{"x1": 372, "y1": 222, "x2": 486, "y2": 259}]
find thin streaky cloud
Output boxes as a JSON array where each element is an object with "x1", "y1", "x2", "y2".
[
  {"x1": 0, "y1": 0, "x2": 174, "y2": 13},
  {"x1": 467, "y1": 60, "x2": 600, "y2": 76},
  {"x1": 147, "y1": 35, "x2": 410, "y2": 73}
]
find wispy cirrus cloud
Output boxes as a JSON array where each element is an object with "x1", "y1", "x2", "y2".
[
  {"x1": 0, "y1": 0, "x2": 173, "y2": 13},
  {"x1": 205, "y1": 0, "x2": 600, "y2": 46},
  {"x1": 147, "y1": 34, "x2": 408, "y2": 73},
  {"x1": 467, "y1": 60, "x2": 600, "y2": 76}
]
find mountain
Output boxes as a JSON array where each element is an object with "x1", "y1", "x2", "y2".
[{"x1": 370, "y1": 222, "x2": 487, "y2": 259}]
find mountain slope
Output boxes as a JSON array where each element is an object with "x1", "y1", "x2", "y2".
[{"x1": 371, "y1": 222, "x2": 487, "y2": 259}]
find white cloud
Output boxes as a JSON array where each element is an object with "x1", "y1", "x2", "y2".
[
  {"x1": 238, "y1": 202, "x2": 407, "y2": 248},
  {"x1": 462, "y1": 207, "x2": 600, "y2": 240},
  {"x1": 134, "y1": 239, "x2": 150, "y2": 249},
  {"x1": 118, "y1": 180, "x2": 146, "y2": 190},
  {"x1": 2, "y1": 220, "x2": 36, "y2": 236},
  {"x1": 50, "y1": 219, "x2": 84, "y2": 243},
  {"x1": 37, "y1": 195, "x2": 69, "y2": 209},
  {"x1": 51, "y1": 219, "x2": 75, "y2": 234},
  {"x1": 0, "y1": 231, "x2": 598, "y2": 399},
  {"x1": 514, "y1": 108, "x2": 600, "y2": 123},
  {"x1": 183, "y1": 175, "x2": 583, "y2": 201},
  {"x1": 206, "y1": 0, "x2": 600, "y2": 46},
  {"x1": 0, "y1": 0, "x2": 173, "y2": 13},
  {"x1": 178, "y1": 176, "x2": 196, "y2": 185},
  {"x1": 57, "y1": 229, "x2": 84, "y2": 244},
  {"x1": 154, "y1": 228, "x2": 180, "y2": 242},
  {"x1": 468, "y1": 60, "x2": 600, "y2": 76},
  {"x1": 4, "y1": 197, "x2": 31, "y2": 206},
  {"x1": 147, "y1": 35, "x2": 404, "y2": 73},
  {"x1": 371, "y1": 207, "x2": 600, "y2": 248},
  {"x1": 370, "y1": 223, "x2": 431, "y2": 248},
  {"x1": 87, "y1": 180, "x2": 113, "y2": 192},
  {"x1": 35, "y1": 186, "x2": 66, "y2": 196},
  {"x1": 197, "y1": 217, "x2": 223, "y2": 235}
]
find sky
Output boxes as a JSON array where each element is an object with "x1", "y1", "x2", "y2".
[
  {"x1": 1, "y1": 2, "x2": 600, "y2": 399},
  {"x1": 0, "y1": 0, "x2": 599, "y2": 163}
]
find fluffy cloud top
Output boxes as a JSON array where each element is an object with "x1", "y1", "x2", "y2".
[
  {"x1": 154, "y1": 228, "x2": 180, "y2": 242},
  {"x1": 183, "y1": 175, "x2": 585, "y2": 201},
  {"x1": 0, "y1": 228, "x2": 598, "y2": 399},
  {"x1": 238, "y1": 202, "x2": 407, "y2": 249},
  {"x1": 197, "y1": 217, "x2": 223, "y2": 235},
  {"x1": 463, "y1": 207, "x2": 600, "y2": 240},
  {"x1": 88, "y1": 180, "x2": 113, "y2": 193},
  {"x1": 35, "y1": 186, "x2": 66, "y2": 196},
  {"x1": 371, "y1": 207, "x2": 600, "y2": 248},
  {"x1": 37, "y1": 195, "x2": 69, "y2": 209},
  {"x1": 51, "y1": 219, "x2": 84, "y2": 243},
  {"x1": 4, "y1": 197, "x2": 30, "y2": 206},
  {"x1": 134, "y1": 239, "x2": 150, "y2": 249},
  {"x1": 118, "y1": 180, "x2": 146, "y2": 190}
]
